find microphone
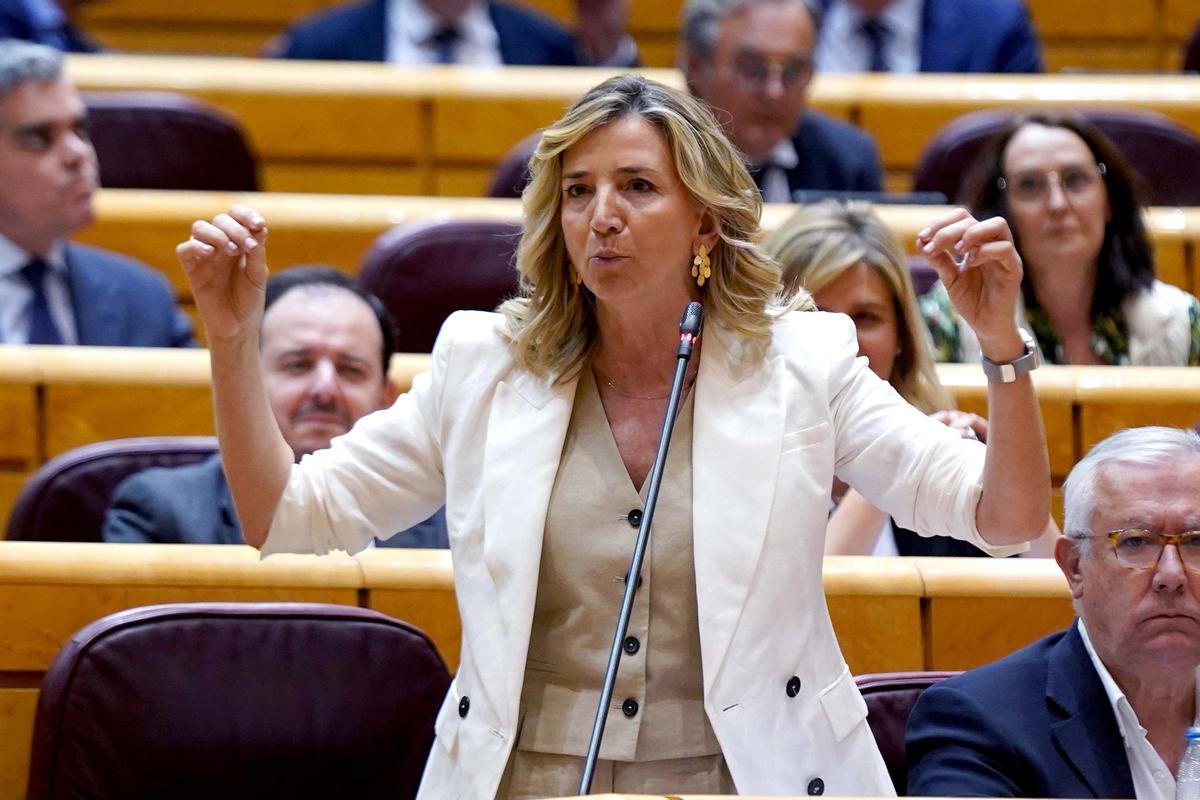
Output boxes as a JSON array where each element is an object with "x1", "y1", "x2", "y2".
[{"x1": 579, "y1": 302, "x2": 704, "y2": 794}]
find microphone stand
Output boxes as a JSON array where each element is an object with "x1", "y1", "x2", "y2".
[{"x1": 578, "y1": 301, "x2": 704, "y2": 794}]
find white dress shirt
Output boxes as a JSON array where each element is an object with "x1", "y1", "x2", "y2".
[
  {"x1": 815, "y1": 0, "x2": 923, "y2": 74},
  {"x1": 385, "y1": 0, "x2": 502, "y2": 66},
  {"x1": 1078, "y1": 619, "x2": 1200, "y2": 800},
  {"x1": 0, "y1": 233, "x2": 78, "y2": 345},
  {"x1": 751, "y1": 137, "x2": 800, "y2": 203}
]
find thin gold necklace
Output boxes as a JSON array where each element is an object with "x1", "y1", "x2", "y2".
[{"x1": 592, "y1": 365, "x2": 694, "y2": 401}]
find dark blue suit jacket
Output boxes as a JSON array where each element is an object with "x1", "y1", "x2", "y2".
[
  {"x1": 906, "y1": 624, "x2": 1135, "y2": 798},
  {"x1": 818, "y1": 0, "x2": 1043, "y2": 74},
  {"x1": 278, "y1": 0, "x2": 578, "y2": 65},
  {"x1": 762, "y1": 110, "x2": 883, "y2": 195},
  {"x1": 0, "y1": 0, "x2": 99, "y2": 51},
  {"x1": 919, "y1": 0, "x2": 1043, "y2": 73},
  {"x1": 66, "y1": 243, "x2": 195, "y2": 347},
  {"x1": 102, "y1": 455, "x2": 450, "y2": 549}
]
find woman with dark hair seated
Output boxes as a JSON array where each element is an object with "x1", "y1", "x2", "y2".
[{"x1": 921, "y1": 109, "x2": 1200, "y2": 366}]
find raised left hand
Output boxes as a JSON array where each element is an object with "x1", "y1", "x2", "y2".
[{"x1": 917, "y1": 209, "x2": 1023, "y2": 355}]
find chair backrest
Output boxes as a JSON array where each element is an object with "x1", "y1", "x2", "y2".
[
  {"x1": 6, "y1": 436, "x2": 219, "y2": 542},
  {"x1": 487, "y1": 132, "x2": 541, "y2": 198},
  {"x1": 913, "y1": 107, "x2": 1200, "y2": 206},
  {"x1": 27, "y1": 602, "x2": 450, "y2": 800},
  {"x1": 83, "y1": 91, "x2": 259, "y2": 191},
  {"x1": 856, "y1": 670, "x2": 959, "y2": 794},
  {"x1": 1185, "y1": 20, "x2": 1200, "y2": 73},
  {"x1": 359, "y1": 219, "x2": 522, "y2": 353}
]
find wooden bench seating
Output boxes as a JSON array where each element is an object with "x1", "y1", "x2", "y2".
[
  {"x1": 0, "y1": 543, "x2": 1073, "y2": 798},
  {"x1": 76, "y1": 192, "x2": 1196, "y2": 322},
  {"x1": 2, "y1": 350, "x2": 1200, "y2": 533},
  {"x1": 73, "y1": 0, "x2": 1196, "y2": 72},
  {"x1": 67, "y1": 56, "x2": 1200, "y2": 195}
]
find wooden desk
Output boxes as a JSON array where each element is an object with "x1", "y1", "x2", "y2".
[
  {"x1": 68, "y1": 56, "x2": 1200, "y2": 196},
  {"x1": 76, "y1": 192, "x2": 1198, "y2": 316},
  {"x1": 73, "y1": 0, "x2": 1193, "y2": 71}
]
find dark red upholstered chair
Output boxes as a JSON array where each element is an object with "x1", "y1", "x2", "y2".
[
  {"x1": 1185, "y1": 20, "x2": 1200, "y2": 73},
  {"x1": 487, "y1": 132, "x2": 540, "y2": 198},
  {"x1": 27, "y1": 602, "x2": 450, "y2": 800},
  {"x1": 5, "y1": 436, "x2": 218, "y2": 543},
  {"x1": 913, "y1": 108, "x2": 1200, "y2": 206},
  {"x1": 856, "y1": 670, "x2": 959, "y2": 794},
  {"x1": 359, "y1": 219, "x2": 522, "y2": 353},
  {"x1": 83, "y1": 91, "x2": 259, "y2": 191}
]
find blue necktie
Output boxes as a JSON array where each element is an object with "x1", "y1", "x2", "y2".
[
  {"x1": 428, "y1": 26, "x2": 460, "y2": 65},
  {"x1": 860, "y1": 17, "x2": 890, "y2": 73},
  {"x1": 20, "y1": 259, "x2": 64, "y2": 345}
]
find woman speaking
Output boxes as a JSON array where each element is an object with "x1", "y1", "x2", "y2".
[{"x1": 177, "y1": 75, "x2": 1049, "y2": 798}]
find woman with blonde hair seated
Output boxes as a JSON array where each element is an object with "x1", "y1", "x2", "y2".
[
  {"x1": 175, "y1": 75, "x2": 1049, "y2": 797},
  {"x1": 767, "y1": 201, "x2": 1055, "y2": 557}
]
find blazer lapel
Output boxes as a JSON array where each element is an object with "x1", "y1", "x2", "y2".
[
  {"x1": 64, "y1": 245, "x2": 121, "y2": 345},
  {"x1": 479, "y1": 367, "x2": 576, "y2": 729},
  {"x1": 692, "y1": 328, "x2": 786, "y2": 694},
  {"x1": 1047, "y1": 624, "x2": 1136, "y2": 799}
]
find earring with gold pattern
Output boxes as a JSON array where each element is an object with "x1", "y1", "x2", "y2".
[{"x1": 691, "y1": 244, "x2": 711, "y2": 287}]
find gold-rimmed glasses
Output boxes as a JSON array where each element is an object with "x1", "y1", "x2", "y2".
[
  {"x1": 726, "y1": 50, "x2": 813, "y2": 94},
  {"x1": 997, "y1": 162, "x2": 1107, "y2": 205},
  {"x1": 1077, "y1": 528, "x2": 1200, "y2": 571}
]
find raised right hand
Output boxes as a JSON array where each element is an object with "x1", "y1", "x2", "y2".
[{"x1": 176, "y1": 204, "x2": 269, "y2": 342}]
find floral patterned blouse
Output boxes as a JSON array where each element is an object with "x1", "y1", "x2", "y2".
[{"x1": 918, "y1": 282, "x2": 1200, "y2": 366}]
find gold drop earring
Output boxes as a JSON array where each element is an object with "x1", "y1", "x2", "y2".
[
  {"x1": 691, "y1": 244, "x2": 711, "y2": 287},
  {"x1": 568, "y1": 264, "x2": 581, "y2": 286}
]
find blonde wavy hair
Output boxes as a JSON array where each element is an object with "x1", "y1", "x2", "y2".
[
  {"x1": 765, "y1": 201, "x2": 953, "y2": 413},
  {"x1": 500, "y1": 73, "x2": 809, "y2": 380}
]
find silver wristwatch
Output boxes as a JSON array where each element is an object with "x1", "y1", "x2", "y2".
[{"x1": 980, "y1": 329, "x2": 1040, "y2": 383}]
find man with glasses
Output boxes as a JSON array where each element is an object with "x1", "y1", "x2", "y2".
[
  {"x1": 681, "y1": 0, "x2": 883, "y2": 202},
  {"x1": 907, "y1": 425, "x2": 1200, "y2": 798}
]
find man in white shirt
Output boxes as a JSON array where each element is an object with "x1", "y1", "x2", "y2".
[
  {"x1": 275, "y1": 0, "x2": 636, "y2": 67},
  {"x1": 0, "y1": 39, "x2": 192, "y2": 346},
  {"x1": 814, "y1": 0, "x2": 1043, "y2": 74},
  {"x1": 681, "y1": 0, "x2": 883, "y2": 203},
  {"x1": 908, "y1": 425, "x2": 1200, "y2": 799}
]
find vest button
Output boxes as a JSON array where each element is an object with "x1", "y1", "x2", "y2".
[
  {"x1": 808, "y1": 777, "x2": 825, "y2": 795},
  {"x1": 458, "y1": 696, "x2": 470, "y2": 718},
  {"x1": 623, "y1": 636, "x2": 640, "y2": 655},
  {"x1": 786, "y1": 676, "x2": 802, "y2": 697},
  {"x1": 627, "y1": 508, "x2": 643, "y2": 528},
  {"x1": 621, "y1": 698, "x2": 639, "y2": 718}
]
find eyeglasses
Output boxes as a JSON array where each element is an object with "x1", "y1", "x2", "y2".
[
  {"x1": 997, "y1": 163, "x2": 1106, "y2": 204},
  {"x1": 727, "y1": 50, "x2": 813, "y2": 93},
  {"x1": 1078, "y1": 528, "x2": 1200, "y2": 571}
]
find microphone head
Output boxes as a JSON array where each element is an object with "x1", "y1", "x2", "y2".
[{"x1": 680, "y1": 301, "x2": 704, "y2": 338}]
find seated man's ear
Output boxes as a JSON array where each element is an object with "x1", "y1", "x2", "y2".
[
  {"x1": 382, "y1": 378, "x2": 399, "y2": 407},
  {"x1": 1055, "y1": 536, "x2": 1085, "y2": 600}
]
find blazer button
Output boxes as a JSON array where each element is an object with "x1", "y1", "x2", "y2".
[
  {"x1": 627, "y1": 508, "x2": 643, "y2": 528},
  {"x1": 786, "y1": 676, "x2": 802, "y2": 697},
  {"x1": 807, "y1": 777, "x2": 824, "y2": 795},
  {"x1": 623, "y1": 636, "x2": 641, "y2": 655},
  {"x1": 621, "y1": 698, "x2": 639, "y2": 717},
  {"x1": 458, "y1": 696, "x2": 470, "y2": 718}
]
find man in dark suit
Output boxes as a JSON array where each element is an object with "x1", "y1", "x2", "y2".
[
  {"x1": 0, "y1": 40, "x2": 193, "y2": 347},
  {"x1": 273, "y1": 0, "x2": 636, "y2": 67},
  {"x1": 0, "y1": 0, "x2": 100, "y2": 52},
  {"x1": 907, "y1": 425, "x2": 1200, "y2": 797},
  {"x1": 682, "y1": 0, "x2": 884, "y2": 202},
  {"x1": 814, "y1": 0, "x2": 1043, "y2": 74},
  {"x1": 103, "y1": 266, "x2": 448, "y2": 549}
]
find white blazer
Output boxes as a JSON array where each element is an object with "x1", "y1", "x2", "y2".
[{"x1": 265, "y1": 309, "x2": 1018, "y2": 799}]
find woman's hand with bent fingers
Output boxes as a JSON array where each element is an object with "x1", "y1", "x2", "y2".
[
  {"x1": 176, "y1": 204, "x2": 269, "y2": 342},
  {"x1": 917, "y1": 209, "x2": 1023, "y2": 354}
]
